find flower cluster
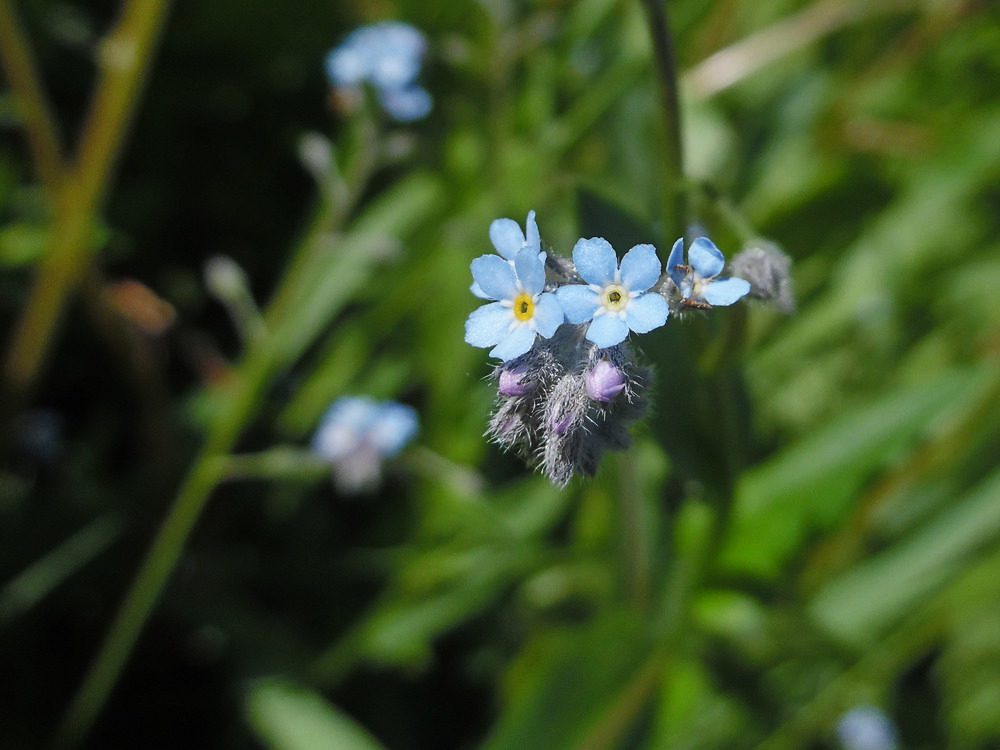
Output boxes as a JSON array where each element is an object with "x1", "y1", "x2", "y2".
[
  {"x1": 313, "y1": 397, "x2": 419, "y2": 491},
  {"x1": 325, "y1": 22, "x2": 431, "y2": 122},
  {"x1": 465, "y1": 212, "x2": 787, "y2": 486}
]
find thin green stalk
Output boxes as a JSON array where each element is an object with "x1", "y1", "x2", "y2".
[
  {"x1": 3, "y1": 0, "x2": 171, "y2": 401},
  {"x1": 0, "y1": 0, "x2": 64, "y2": 197},
  {"x1": 617, "y1": 452, "x2": 651, "y2": 610},
  {"x1": 54, "y1": 134, "x2": 376, "y2": 742},
  {"x1": 641, "y1": 0, "x2": 686, "y2": 239},
  {"x1": 54, "y1": 346, "x2": 274, "y2": 748}
]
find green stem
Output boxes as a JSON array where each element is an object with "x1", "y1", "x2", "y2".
[
  {"x1": 641, "y1": 0, "x2": 686, "y2": 239},
  {"x1": 0, "y1": 0, "x2": 64, "y2": 197},
  {"x1": 617, "y1": 452, "x2": 651, "y2": 610},
  {"x1": 3, "y1": 0, "x2": 171, "y2": 402}
]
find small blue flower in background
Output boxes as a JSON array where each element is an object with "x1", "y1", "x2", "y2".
[
  {"x1": 313, "y1": 396, "x2": 419, "y2": 489},
  {"x1": 465, "y1": 245, "x2": 564, "y2": 361},
  {"x1": 836, "y1": 705, "x2": 898, "y2": 750},
  {"x1": 555, "y1": 238, "x2": 669, "y2": 348},
  {"x1": 325, "y1": 21, "x2": 432, "y2": 122},
  {"x1": 471, "y1": 211, "x2": 541, "y2": 299},
  {"x1": 667, "y1": 237, "x2": 750, "y2": 307}
]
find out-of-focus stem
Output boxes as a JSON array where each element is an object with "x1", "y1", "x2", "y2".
[
  {"x1": 0, "y1": 0, "x2": 64, "y2": 197},
  {"x1": 641, "y1": 0, "x2": 686, "y2": 239},
  {"x1": 3, "y1": 0, "x2": 171, "y2": 403}
]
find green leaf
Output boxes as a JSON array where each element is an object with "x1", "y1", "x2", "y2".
[
  {"x1": 483, "y1": 612, "x2": 656, "y2": 750},
  {"x1": 810, "y1": 467, "x2": 1000, "y2": 644},
  {"x1": 246, "y1": 678, "x2": 384, "y2": 750},
  {"x1": 0, "y1": 222, "x2": 49, "y2": 266},
  {"x1": 719, "y1": 367, "x2": 984, "y2": 579}
]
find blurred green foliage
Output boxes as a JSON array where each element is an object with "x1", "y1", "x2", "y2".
[{"x1": 2, "y1": 0, "x2": 1000, "y2": 748}]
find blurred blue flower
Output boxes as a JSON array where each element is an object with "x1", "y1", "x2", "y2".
[
  {"x1": 666, "y1": 237, "x2": 750, "y2": 306},
  {"x1": 325, "y1": 21, "x2": 431, "y2": 122},
  {"x1": 471, "y1": 211, "x2": 541, "y2": 299},
  {"x1": 465, "y1": 246, "x2": 564, "y2": 361},
  {"x1": 313, "y1": 396, "x2": 418, "y2": 489},
  {"x1": 555, "y1": 238, "x2": 669, "y2": 348},
  {"x1": 836, "y1": 706, "x2": 898, "y2": 750}
]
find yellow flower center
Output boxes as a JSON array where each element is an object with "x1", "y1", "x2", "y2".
[
  {"x1": 602, "y1": 284, "x2": 628, "y2": 312},
  {"x1": 513, "y1": 293, "x2": 535, "y2": 322}
]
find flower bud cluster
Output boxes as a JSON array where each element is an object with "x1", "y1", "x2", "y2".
[
  {"x1": 728, "y1": 241, "x2": 795, "y2": 313},
  {"x1": 487, "y1": 328, "x2": 651, "y2": 487},
  {"x1": 465, "y1": 211, "x2": 793, "y2": 486}
]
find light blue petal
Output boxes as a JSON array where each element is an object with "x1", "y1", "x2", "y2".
[
  {"x1": 471, "y1": 254, "x2": 517, "y2": 300},
  {"x1": 326, "y1": 47, "x2": 367, "y2": 87},
  {"x1": 573, "y1": 237, "x2": 618, "y2": 286},
  {"x1": 367, "y1": 402, "x2": 419, "y2": 457},
  {"x1": 586, "y1": 314, "x2": 630, "y2": 348},
  {"x1": 489, "y1": 218, "x2": 525, "y2": 260},
  {"x1": 666, "y1": 238, "x2": 685, "y2": 284},
  {"x1": 490, "y1": 324, "x2": 536, "y2": 361},
  {"x1": 378, "y1": 86, "x2": 432, "y2": 122},
  {"x1": 702, "y1": 277, "x2": 751, "y2": 306},
  {"x1": 624, "y1": 292, "x2": 669, "y2": 333},
  {"x1": 470, "y1": 280, "x2": 489, "y2": 299},
  {"x1": 619, "y1": 243, "x2": 662, "y2": 292},
  {"x1": 524, "y1": 210, "x2": 540, "y2": 253},
  {"x1": 689, "y1": 237, "x2": 725, "y2": 278},
  {"x1": 555, "y1": 284, "x2": 600, "y2": 323},
  {"x1": 514, "y1": 246, "x2": 545, "y2": 295},
  {"x1": 465, "y1": 302, "x2": 512, "y2": 347},
  {"x1": 532, "y1": 293, "x2": 564, "y2": 338}
]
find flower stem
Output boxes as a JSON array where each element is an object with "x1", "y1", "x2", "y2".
[
  {"x1": 0, "y1": 0, "x2": 64, "y2": 198},
  {"x1": 2, "y1": 0, "x2": 170, "y2": 404},
  {"x1": 640, "y1": 0, "x2": 686, "y2": 239}
]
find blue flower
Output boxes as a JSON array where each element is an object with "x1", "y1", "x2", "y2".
[
  {"x1": 554, "y1": 238, "x2": 669, "y2": 348},
  {"x1": 325, "y1": 22, "x2": 432, "y2": 122},
  {"x1": 465, "y1": 246, "x2": 564, "y2": 361},
  {"x1": 666, "y1": 237, "x2": 750, "y2": 306},
  {"x1": 313, "y1": 397, "x2": 418, "y2": 461},
  {"x1": 313, "y1": 397, "x2": 419, "y2": 490},
  {"x1": 471, "y1": 211, "x2": 541, "y2": 299},
  {"x1": 836, "y1": 706, "x2": 898, "y2": 750}
]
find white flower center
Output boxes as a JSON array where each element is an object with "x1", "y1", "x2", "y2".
[{"x1": 601, "y1": 283, "x2": 629, "y2": 313}]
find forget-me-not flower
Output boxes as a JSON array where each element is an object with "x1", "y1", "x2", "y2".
[
  {"x1": 465, "y1": 246, "x2": 564, "y2": 361},
  {"x1": 471, "y1": 211, "x2": 542, "y2": 299},
  {"x1": 313, "y1": 396, "x2": 419, "y2": 489},
  {"x1": 325, "y1": 21, "x2": 432, "y2": 122},
  {"x1": 836, "y1": 706, "x2": 898, "y2": 750},
  {"x1": 555, "y1": 238, "x2": 669, "y2": 348},
  {"x1": 667, "y1": 237, "x2": 750, "y2": 307}
]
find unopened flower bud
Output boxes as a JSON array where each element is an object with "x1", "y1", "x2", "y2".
[
  {"x1": 550, "y1": 413, "x2": 573, "y2": 436},
  {"x1": 499, "y1": 363, "x2": 533, "y2": 397},
  {"x1": 585, "y1": 360, "x2": 626, "y2": 402},
  {"x1": 728, "y1": 241, "x2": 795, "y2": 313},
  {"x1": 204, "y1": 255, "x2": 249, "y2": 303},
  {"x1": 297, "y1": 132, "x2": 333, "y2": 180}
]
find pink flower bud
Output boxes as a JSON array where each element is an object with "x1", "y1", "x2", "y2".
[
  {"x1": 498, "y1": 363, "x2": 533, "y2": 397},
  {"x1": 585, "y1": 360, "x2": 626, "y2": 402}
]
